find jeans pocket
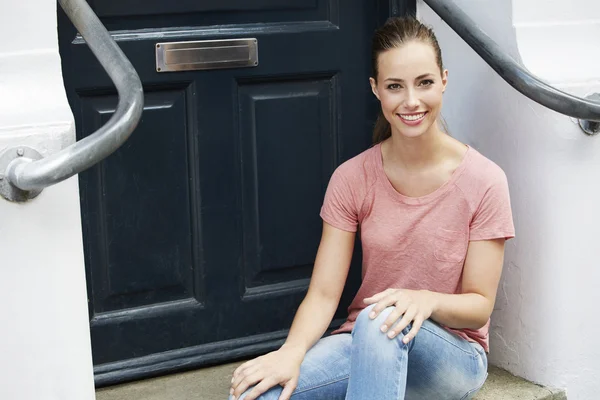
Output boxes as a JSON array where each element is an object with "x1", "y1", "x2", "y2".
[{"x1": 460, "y1": 372, "x2": 488, "y2": 400}]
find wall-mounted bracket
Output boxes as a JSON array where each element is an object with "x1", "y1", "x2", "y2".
[
  {"x1": 0, "y1": 147, "x2": 44, "y2": 202},
  {"x1": 579, "y1": 93, "x2": 600, "y2": 136}
]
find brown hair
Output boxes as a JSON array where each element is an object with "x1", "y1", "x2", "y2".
[{"x1": 371, "y1": 17, "x2": 445, "y2": 144}]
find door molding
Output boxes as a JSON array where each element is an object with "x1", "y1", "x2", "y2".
[
  {"x1": 95, "y1": 328, "x2": 287, "y2": 387},
  {"x1": 95, "y1": 319, "x2": 346, "y2": 387}
]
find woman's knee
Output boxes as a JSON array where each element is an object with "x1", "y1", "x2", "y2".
[
  {"x1": 354, "y1": 304, "x2": 412, "y2": 348},
  {"x1": 354, "y1": 304, "x2": 399, "y2": 340}
]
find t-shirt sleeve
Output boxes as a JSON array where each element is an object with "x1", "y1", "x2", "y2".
[
  {"x1": 320, "y1": 165, "x2": 360, "y2": 232},
  {"x1": 469, "y1": 171, "x2": 515, "y2": 241}
]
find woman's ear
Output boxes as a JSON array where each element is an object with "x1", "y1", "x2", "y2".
[
  {"x1": 441, "y1": 69, "x2": 448, "y2": 93},
  {"x1": 369, "y1": 77, "x2": 380, "y2": 100}
]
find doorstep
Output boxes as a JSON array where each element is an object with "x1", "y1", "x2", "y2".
[{"x1": 95, "y1": 363, "x2": 566, "y2": 400}]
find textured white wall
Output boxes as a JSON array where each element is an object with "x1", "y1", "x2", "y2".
[
  {"x1": 0, "y1": 0, "x2": 95, "y2": 399},
  {"x1": 419, "y1": 0, "x2": 600, "y2": 399}
]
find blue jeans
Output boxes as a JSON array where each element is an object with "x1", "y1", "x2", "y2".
[{"x1": 231, "y1": 304, "x2": 488, "y2": 400}]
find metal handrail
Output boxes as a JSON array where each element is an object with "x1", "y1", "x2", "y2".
[
  {"x1": 2, "y1": 0, "x2": 143, "y2": 199},
  {"x1": 423, "y1": 0, "x2": 600, "y2": 135}
]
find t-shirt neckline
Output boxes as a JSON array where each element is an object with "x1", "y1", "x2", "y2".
[{"x1": 374, "y1": 141, "x2": 473, "y2": 205}]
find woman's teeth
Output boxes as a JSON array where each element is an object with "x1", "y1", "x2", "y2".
[{"x1": 399, "y1": 112, "x2": 426, "y2": 121}]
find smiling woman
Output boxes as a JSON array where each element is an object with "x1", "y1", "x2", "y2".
[
  {"x1": 370, "y1": 18, "x2": 446, "y2": 143},
  {"x1": 371, "y1": 42, "x2": 446, "y2": 135},
  {"x1": 229, "y1": 16, "x2": 515, "y2": 400}
]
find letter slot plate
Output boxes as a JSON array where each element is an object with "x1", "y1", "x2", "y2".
[{"x1": 156, "y1": 38, "x2": 258, "y2": 72}]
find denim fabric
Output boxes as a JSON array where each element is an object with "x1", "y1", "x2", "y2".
[{"x1": 231, "y1": 304, "x2": 488, "y2": 400}]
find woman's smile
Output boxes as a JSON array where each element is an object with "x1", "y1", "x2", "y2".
[{"x1": 397, "y1": 112, "x2": 428, "y2": 126}]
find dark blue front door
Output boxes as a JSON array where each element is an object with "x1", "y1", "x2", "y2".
[{"x1": 58, "y1": 0, "x2": 413, "y2": 386}]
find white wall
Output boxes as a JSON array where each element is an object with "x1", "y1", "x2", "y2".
[
  {"x1": 513, "y1": 0, "x2": 600, "y2": 84},
  {"x1": 419, "y1": 0, "x2": 600, "y2": 399},
  {"x1": 0, "y1": 1, "x2": 95, "y2": 399}
]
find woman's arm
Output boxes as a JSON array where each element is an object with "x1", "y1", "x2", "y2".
[
  {"x1": 364, "y1": 238, "x2": 506, "y2": 342},
  {"x1": 281, "y1": 221, "x2": 356, "y2": 353},
  {"x1": 428, "y1": 238, "x2": 506, "y2": 330}
]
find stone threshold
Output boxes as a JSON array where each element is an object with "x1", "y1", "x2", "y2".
[{"x1": 96, "y1": 362, "x2": 566, "y2": 400}]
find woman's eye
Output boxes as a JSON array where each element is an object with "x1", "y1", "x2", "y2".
[
  {"x1": 420, "y1": 79, "x2": 434, "y2": 87},
  {"x1": 387, "y1": 83, "x2": 401, "y2": 90}
]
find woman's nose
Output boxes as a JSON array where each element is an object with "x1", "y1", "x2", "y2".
[{"x1": 403, "y1": 89, "x2": 419, "y2": 109}]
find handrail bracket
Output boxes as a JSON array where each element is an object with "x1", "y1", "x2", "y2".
[
  {"x1": 580, "y1": 93, "x2": 600, "y2": 135},
  {"x1": 0, "y1": 0, "x2": 144, "y2": 204},
  {"x1": 0, "y1": 147, "x2": 44, "y2": 202}
]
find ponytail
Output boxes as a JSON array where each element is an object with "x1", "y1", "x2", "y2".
[{"x1": 372, "y1": 112, "x2": 391, "y2": 144}]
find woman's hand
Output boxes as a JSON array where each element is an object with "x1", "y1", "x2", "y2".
[
  {"x1": 363, "y1": 288, "x2": 438, "y2": 344},
  {"x1": 230, "y1": 345, "x2": 305, "y2": 400}
]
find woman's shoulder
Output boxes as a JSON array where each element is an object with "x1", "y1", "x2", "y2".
[
  {"x1": 453, "y1": 146, "x2": 510, "y2": 208},
  {"x1": 462, "y1": 146, "x2": 509, "y2": 187},
  {"x1": 332, "y1": 145, "x2": 380, "y2": 181},
  {"x1": 322, "y1": 145, "x2": 380, "y2": 220}
]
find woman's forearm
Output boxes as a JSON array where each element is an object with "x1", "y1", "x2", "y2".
[
  {"x1": 281, "y1": 292, "x2": 339, "y2": 355},
  {"x1": 428, "y1": 291, "x2": 493, "y2": 330},
  {"x1": 278, "y1": 222, "x2": 354, "y2": 356}
]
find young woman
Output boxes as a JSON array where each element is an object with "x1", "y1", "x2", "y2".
[{"x1": 229, "y1": 16, "x2": 514, "y2": 400}]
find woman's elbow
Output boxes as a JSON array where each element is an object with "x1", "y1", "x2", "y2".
[{"x1": 465, "y1": 295, "x2": 494, "y2": 330}]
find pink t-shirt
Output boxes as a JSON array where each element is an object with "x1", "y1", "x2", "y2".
[{"x1": 320, "y1": 143, "x2": 515, "y2": 352}]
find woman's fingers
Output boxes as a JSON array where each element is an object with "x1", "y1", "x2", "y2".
[
  {"x1": 369, "y1": 293, "x2": 401, "y2": 319},
  {"x1": 229, "y1": 347, "x2": 303, "y2": 399},
  {"x1": 231, "y1": 364, "x2": 260, "y2": 389},
  {"x1": 363, "y1": 288, "x2": 395, "y2": 305},
  {"x1": 388, "y1": 304, "x2": 418, "y2": 338},
  {"x1": 231, "y1": 370, "x2": 265, "y2": 399},
  {"x1": 278, "y1": 379, "x2": 298, "y2": 400},
  {"x1": 243, "y1": 377, "x2": 279, "y2": 400},
  {"x1": 402, "y1": 316, "x2": 425, "y2": 344},
  {"x1": 233, "y1": 359, "x2": 258, "y2": 380},
  {"x1": 380, "y1": 302, "x2": 407, "y2": 333}
]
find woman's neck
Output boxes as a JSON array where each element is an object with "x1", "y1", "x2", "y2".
[{"x1": 384, "y1": 125, "x2": 448, "y2": 171}]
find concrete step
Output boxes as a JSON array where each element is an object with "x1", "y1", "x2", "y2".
[{"x1": 96, "y1": 363, "x2": 566, "y2": 400}]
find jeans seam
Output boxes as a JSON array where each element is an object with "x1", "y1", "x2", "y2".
[
  {"x1": 393, "y1": 348, "x2": 407, "y2": 399},
  {"x1": 292, "y1": 374, "x2": 349, "y2": 396},
  {"x1": 420, "y1": 325, "x2": 478, "y2": 357}
]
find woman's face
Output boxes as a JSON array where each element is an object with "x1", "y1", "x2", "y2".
[{"x1": 370, "y1": 41, "x2": 448, "y2": 139}]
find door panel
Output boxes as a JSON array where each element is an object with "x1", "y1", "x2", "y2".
[
  {"x1": 238, "y1": 77, "x2": 336, "y2": 297},
  {"x1": 58, "y1": 0, "x2": 412, "y2": 386},
  {"x1": 80, "y1": 88, "x2": 199, "y2": 314}
]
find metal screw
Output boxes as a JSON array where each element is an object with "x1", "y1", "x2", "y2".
[{"x1": 17, "y1": 148, "x2": 24, "y2": 157}]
